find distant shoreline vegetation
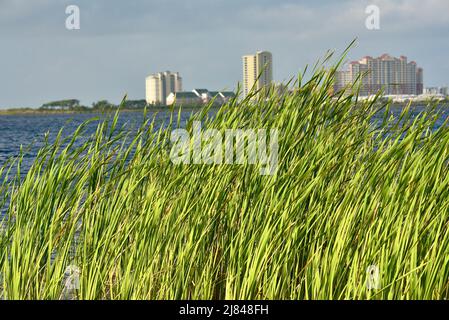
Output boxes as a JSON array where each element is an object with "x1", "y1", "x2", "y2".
[
  {"x1": 0, "y1": 98, "x2": 210, "y2": 115},
  {"x1": 1, "y1": 96, "x2": 448, "y2": 116}
]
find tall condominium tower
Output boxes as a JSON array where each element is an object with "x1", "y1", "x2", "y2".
[
  {"x1": 416, "y1": 67, "x2": 424, "y2": 95},
  {"x1": 335, "y1": 54, "x2": 423, "y2": 96},
  {"x1": 145, "y1": 71, "x2": 182, "y2": 105},
  {"x1": 242, "y1": 51, "x2": 273, "y2": 98}
]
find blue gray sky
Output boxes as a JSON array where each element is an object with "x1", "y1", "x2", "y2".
[{"x1": 1, "y1": 0, "x2": 448, "y2": 108}]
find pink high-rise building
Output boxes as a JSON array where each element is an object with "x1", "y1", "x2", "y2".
[{"x1": 335, "y1": 54, "x2": 424, "y2": 96}]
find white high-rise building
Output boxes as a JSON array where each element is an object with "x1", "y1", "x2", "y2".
[
  {"x1": 145, "y1": 71, "x2": 182, "y2": 105},
  {"x1": 242, "y1": 51, "x2": 273, "y2": 98}
]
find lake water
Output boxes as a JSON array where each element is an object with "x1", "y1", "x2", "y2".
[
  {"x1": 0, "y1": 111, "x2": 182, "y2": 175},
  {"x1": 0, "y1": 106, "x2": 448, "y2": 176}
]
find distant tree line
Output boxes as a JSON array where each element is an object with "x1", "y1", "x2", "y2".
[
  {"x1": 39, "y1": 99, "x2": 149, "y2": 111},
  {"x1": 41, "y1": 99, "x2": 83, "y2": 110}
]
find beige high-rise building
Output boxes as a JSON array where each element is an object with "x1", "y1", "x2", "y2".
[
  {"x1": 145, "y1": 71, "x2": 182, "y2": 105},
  {"x1": 242, "y1": 51, "x2": 273, "y2": 98}
]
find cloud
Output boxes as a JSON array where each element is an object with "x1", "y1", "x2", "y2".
[{"x1": 0, "y1": 0, "x2": 448, "y2": 108}]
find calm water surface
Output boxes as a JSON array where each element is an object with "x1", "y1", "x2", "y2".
[
  {"x1": 0, "y1": 111, "x2": 191, "y2": 174},
  {"x1": 0, "y1": 106, "x2": 448, "y2": 176}
]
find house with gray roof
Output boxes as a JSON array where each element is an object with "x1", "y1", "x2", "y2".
[
  {"x1": 166, "y1": 91, "x2": 202, "y2": 106},
  {"x1": 166, "y1": 89, "x2": 236, "y2": 106}
]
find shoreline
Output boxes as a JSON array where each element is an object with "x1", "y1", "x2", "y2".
[
  {"x1": 0, "y1": 105, "x2": 219, "y2": 116},
  {"x1": 1, "y1": 101, "x2": 448, "y2": 116}
]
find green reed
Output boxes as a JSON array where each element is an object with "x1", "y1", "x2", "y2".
[{"x1": 1, "y1": 52, "x2": 449, "y2": 300}]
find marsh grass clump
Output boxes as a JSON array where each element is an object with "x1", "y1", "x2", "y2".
[{"x1": 1, "y1": 53, "x2": 449, "y2": 300}]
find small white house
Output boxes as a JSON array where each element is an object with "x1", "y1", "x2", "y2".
[{"x1": 166, "y1": 92, "x2": 202, "y2": 106}]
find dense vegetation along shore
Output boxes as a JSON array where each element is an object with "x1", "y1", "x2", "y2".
[
  {"x1": 0, "y1": 107, "x2": 167, "y2": 116},
  {"x1": 1, "y1": 58, "x2": 449, "y2": 299},
  {"x1": 0, "y1": 99, "x2": 211, "y2": 116}
]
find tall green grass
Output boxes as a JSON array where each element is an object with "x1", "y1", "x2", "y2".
[{"x1": 1, "y1": 54, "x2": 449, "y2": 300}]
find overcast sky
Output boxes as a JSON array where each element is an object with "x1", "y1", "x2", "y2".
[{"x1": 1, "y1": 0, "x2": 448, "y2": 108}]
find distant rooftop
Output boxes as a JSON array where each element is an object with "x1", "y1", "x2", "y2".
[
  {"x1": 193, "y1": 89, "x2": 209, "y2": 95},
  {"x1": 173, "y1": 92, "x2": 199, "y2": 98},
  {"x1": 220, "y1": 91, "x2": 236, "y2": 98}
]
